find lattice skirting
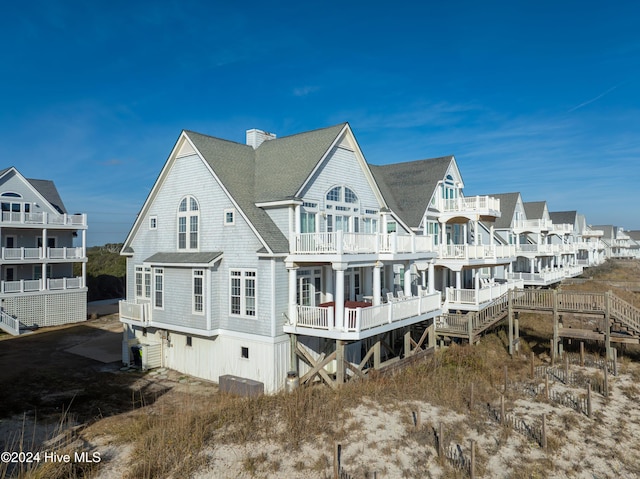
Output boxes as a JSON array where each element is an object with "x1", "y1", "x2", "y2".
[{"x1": 3, "y1": 290, "x2": 87, "y2": 328}]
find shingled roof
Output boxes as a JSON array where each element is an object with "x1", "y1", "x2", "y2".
[
  {"x1": 549, "y1": 211, "x2": 577, "y2": 226},
  {"x1": 370, "y1": 156, "x2": 453, "y2": 227},
  {"x1": 484, "y1": 192, "x2": 521, "y2": 229},
  {"x1": 184, "y1": 124, "x2": 347, "y2": 254},
  {"x1": 523, "y1": 201, "x2": 547, "y2": 220},
  {"x1": 27, "y1": 178, "x2": 67, "y2": 214}
]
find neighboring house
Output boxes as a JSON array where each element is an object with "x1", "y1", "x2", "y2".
[
  {"x1": 628, "y1": 231, "x2": 640, "y2": 259},
  {"x1": 119, "y1": 123, "x2": 442, "y2": 393},
  {"x1": 594, "y1": 225, "x2": 634, "y2": 259},
  {"x1": 370, "y1": 157, "x2": 518, "y2": 312},
  {"x1": 0, "y1": 167, "x2": 87, "y2": 335}
]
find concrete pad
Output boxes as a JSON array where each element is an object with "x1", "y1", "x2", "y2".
[{"x1": 65, "y1": 329, "x2": 122, "y2": 363}]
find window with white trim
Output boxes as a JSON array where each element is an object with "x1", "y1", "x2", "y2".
[
  {"x1": 154, "y1": 268, "x2": 164, "y2": 309},
  {"x1": 224, "y1": 209, "x2": 235, "y2": 225},
  {"x1": 149, "y1": 216, "x2": 157, "y2": 230},
  {"x1": 135, "y1": 266, "x2": 152, "y2": 299},
  {"x1": 230, "y1": 269, "x2": 256, "y2": 317},
  {"x1": 177, "y1": 196, "x2": 199, "y2": 250},
  {"x1": 193, "y1": 269, "x2": 204, "y2": 314}
]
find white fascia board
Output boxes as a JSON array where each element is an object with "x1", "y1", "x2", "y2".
[{"x1": 255, "y1": 199, "x2": 303, "y2": 208}]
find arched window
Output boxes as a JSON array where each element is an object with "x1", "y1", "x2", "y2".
[
  {"x1": 178, "y1": 196, "x2": 199, "y2": 250},
  {"x1": 324, "y1": 186, "x2": 360, "y2": 232}
]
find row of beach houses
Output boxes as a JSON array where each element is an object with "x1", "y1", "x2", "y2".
[{"x1": 1, "y1": 123, "x2": 638, "y2": 391}]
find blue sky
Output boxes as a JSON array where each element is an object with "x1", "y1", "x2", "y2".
[{"x1": 1, "y1": 1, "x2": 639, "y2": 246}]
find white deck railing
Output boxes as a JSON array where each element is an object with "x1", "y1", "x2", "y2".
[
  {"x1": 551, "y1": 223, "x2": 574, "y2": 234},
  {"x1": 513, "y1": 219, "x2": 553, "y2": 232},
  {"x1": 439, "y1": 196, "x2": 500, "y2": 214},
  {"x1": 119, "y1": 300, "x2": 151, "y2": 326},
  {"x1": 0, "y1": 247, "x2": 84, "y2": 261},
  {"x1": 0, "y1": 212, "x2": 87, "y2": 227},
  {"x1": 438, "y1": 244, "x2": 516, "y2": 260},
  {"x1": 293, "y1": 292, "x2": 441, "y2": 333},
  {"x1": 0, "y1": 310, "x2": 20, "y2": 335},
  {"x1": 506, "y1": 269, "x2": 566, "y2": 285},
  {"x1": 515, "y1": 243, "x2": 578, "y2": 255},
  {"x1": 291, "y1": 231, "x2": 435, "y2": 255},
  {"x1": 0, "y1": 276, "x2": 83, "y2": 294},
  {"x1": 445, "y1": 279, "x2": 524, "y2": 307}
]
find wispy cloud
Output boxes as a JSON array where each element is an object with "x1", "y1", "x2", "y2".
[
  {"x1": 293, "y1": 85, "x2": 320, "y2": 97},
  {"x1": 568, "y1": 83, "x2": 622, "y2": 112}
]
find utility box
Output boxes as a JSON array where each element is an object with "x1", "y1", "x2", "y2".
[
  {"x1": 139, "y1": 342, "x2": 162, "y2": 370},
  {"x1": 219, "y1": 375, "x2": 264, "y2": 397}
]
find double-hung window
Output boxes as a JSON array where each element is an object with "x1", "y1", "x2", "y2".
[
  {"x1": 135, "y1": 266, "x2": 152, "y2": 300},
  {"x1": 193, "y1": 269, "x2": 204, "y2": 314},
  {"x1": 154, "y1": 268, "x2": 164, "y2": 309},
  {"x1": 230, "y1": 270, "x2": 256, "y2": 318}
]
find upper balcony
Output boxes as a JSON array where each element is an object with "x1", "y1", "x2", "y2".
[
  {"x1": 515, "y1": 243, "x2": 578, "y2": 257},
  {"x1": 0, "y1": 247, "x2": 85, "y2": 262},
  {"x1": 550, "y1": 223, "x2": 574, "y2": 235},
  {"x1": 512, "y1": 218, "x2": 553, "y2": 234},
  {"x1": 283, "y1": 290, "x2": 442, "y2": 340},
  {"x1": 289, "y1": 231, "x2": 436, "y2": 260},
  {"x1": 0, "y1": 212, "x2": 87, "y2": 229},
  {"x1": 0, "y1": 276, "x2": 84, "y2": 295},
  {"x1": 436, "y1": 244, "x2": 516, "y2": 265},
  {"x1": 582, "y1": 229, "x2": 604, "y2": 238},
  {"x1": 437, "y1": 195, "x2": 501, "y2": 223}
]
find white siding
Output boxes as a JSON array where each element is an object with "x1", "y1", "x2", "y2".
[{"x1": 133, "y1": 327, "x2": 290, "y2": 392}]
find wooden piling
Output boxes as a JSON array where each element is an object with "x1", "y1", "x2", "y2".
[
  {"x1": 564, "y1": 353, "x2": 569, "y2": 384},
  {"x1": 545, "y1": 374, "x2": 549, "y2": 400},
  {"x1": 613, "y1": 348, "x2": 618, "y2": 376},
  {"x1": 530, "y1": 351, "x2": 535, "y2": 379},
  {"x1": 500, "y1": 395, "x2": 505, "y2": 425},
  {"x1": 470, "y1": 439, "x2": 476, "y2": 479},
  {"x1": 542, "y1": 414, "x2": 547, "y2": 450},
  {"x1": 580, "y1": 341, "x2": 585, "y2": 367},
  {"x1": 604, "y1": 361, "x2": 609, "y2": 397},
  {"x1": 504, "y1": 365, "x2": 508, "y2": 394}
]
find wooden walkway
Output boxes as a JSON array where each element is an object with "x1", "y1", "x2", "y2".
[{"x1": 436, "y1": 289, "x2": 640, "y2": 359}]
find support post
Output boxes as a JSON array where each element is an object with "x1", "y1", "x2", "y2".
[
  {"x1": 404, "y1": 330, "x2": 412, "y2": 358},
  {"x1": 504, "y1": 365, "x2": 508, "y2": 394},
  {"x1": 508, "y1": 290, "x2": 514, "y2": 356},
  {"x1": 500, "y1": 395, "x2": 505, "y2": 425},
  {"x1": 336, "y1": 340, "x2": 345, "y2": 386},
  {"x1": 605, "y1": 291, "x2": 612, "y2": 360},
  {"x1": 552, "y1": 289, "x2": 559, "y2": 363},
  {"x1": 514, "y1": 312, "x2": 520, "y2": 353},
  {"x1": 530, "y1": 352, "x2": 535, "y2": 379},
  {"x1": 290, "y1": 334, "x2": 298, "y2": 375},
  {"x1": 564, "y1": 353, "x2": 569, "y2": 385},
  {"x1": 613, "y1": 348, "x2": 618, "y2": 376},
  {"x1": 604, "y1": 360, "x2": 609, "y2": 397},
  {"x1": 470, "y1": 439, "x2": 476, "y2": 479},
  {"x1": 373, "y1": 340, "x2": 381, "y2": 369},
  {"x1": 542, "y1": 414, "x2": 547, "y2": 450},
  {"x1": 580, "y1": 341, "x2": 585, "y2": 367}
]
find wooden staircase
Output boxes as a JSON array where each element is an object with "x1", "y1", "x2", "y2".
[{"x1": 435, "y1": 288, "x2": 640, "y2": 345}]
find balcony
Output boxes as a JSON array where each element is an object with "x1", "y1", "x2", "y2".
[
  {"x1": 438, "y1": 244, "x2": 516, "y2": 261},
  {"x1": 437, "y1": 195, "x2": 501, "y2": 221},
  {"x1": 0, "y1": 247, "x2": 85, "y2": 261},
  {"x1": 120, "y1": 300, "x2": 151, "y2": 327},
  {"x1": 0, "y1": 276, "x2": 84, "y2": 294},
  {"x1": 550, "y1": 223, "x2": 574, "y2": 234},
  {"x1": 505, "y1": 268, "x2": 578, "y2": 286},
  {"x1": 515, "y1": 243, "x2": 577, "y2": 256},
  {"x1": 284, "y1": 291, "x2": 442, "y2": 340},
  {"x1": 445, "y1": 278, "x2": 525, "y2": 311},
  {"x1": 0, "y1": 211, "x2": 87, "y2": 228},
  {"x1": 513, "y1": 218, "x2": 553, "y2": 233},
  {"x1": 290, "y1": 231, "x2": 435, "y2": 256}
]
